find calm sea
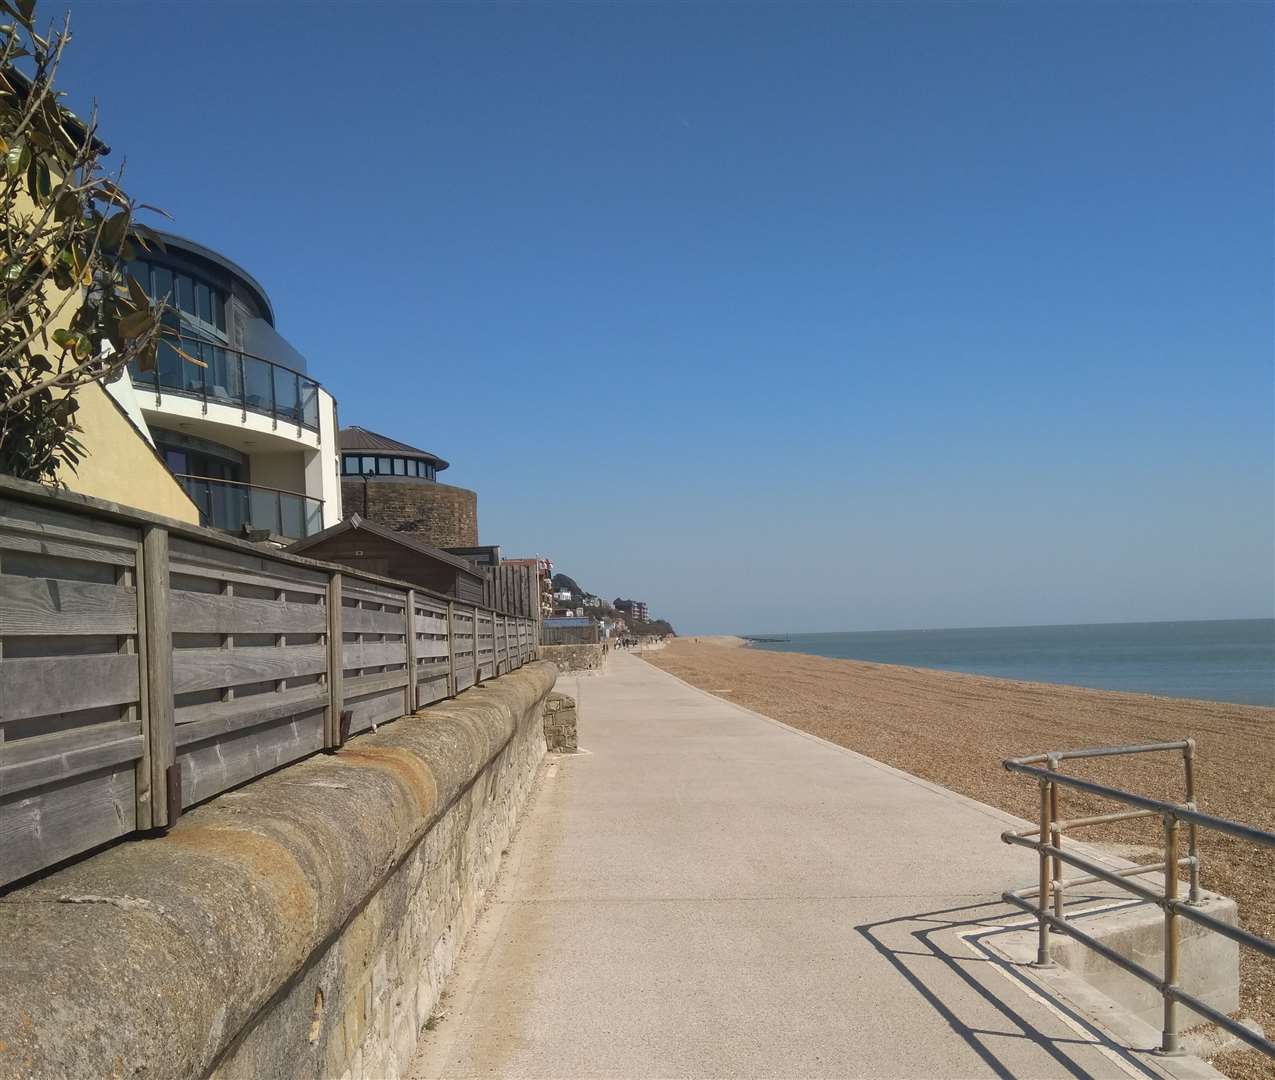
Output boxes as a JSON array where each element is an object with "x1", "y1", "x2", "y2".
[{"x1": 745, "y1": 620, "x2": 1275, "y2": 706}]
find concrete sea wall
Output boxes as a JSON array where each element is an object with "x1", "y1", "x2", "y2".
[{"x1": 0, "y1": 661, "x2": 556, "y2": 1080}]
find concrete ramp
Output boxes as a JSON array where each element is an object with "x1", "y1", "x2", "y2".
[{"x1": 411, "y1": 653, "x2": 1217, "y2": 1079}]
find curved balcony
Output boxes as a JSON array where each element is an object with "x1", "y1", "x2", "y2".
[
  {"x1": 174, "y1": 474, "x2": 324, "y2": 540},
  {"x1": 129, "y1": 338, "x2": 322, "y2": 432}
]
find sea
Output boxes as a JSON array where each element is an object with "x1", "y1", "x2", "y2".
[{"x1": 744, "y1": 619, "x2": 1275, "y2": 707}]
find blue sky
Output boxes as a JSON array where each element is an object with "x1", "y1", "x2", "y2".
[{"x1": 57, "y1": 2, "x2": 1272, "y2": 634}]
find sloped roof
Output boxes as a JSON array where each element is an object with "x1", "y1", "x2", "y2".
[
  {"x1": 338, "y1": 426, "x2": 449, "y2": 470},
  {"x1": 286, "y1": 513, "x2": 479, "y2": 576}
]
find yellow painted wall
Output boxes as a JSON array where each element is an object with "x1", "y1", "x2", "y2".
[
  {"x1": 56, "y1": 380, "x2": 200, "y2": 523},
  {"x1": 10, "y1": 192, "x2": 199, "y2": 521}
]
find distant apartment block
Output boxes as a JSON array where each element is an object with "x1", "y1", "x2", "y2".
[
  {"x1": 125, "y1": 232, "x2": 341, "y2": 539},
  {"x1": 614, "y1": 598, "x2": 649, "y2": 622}
]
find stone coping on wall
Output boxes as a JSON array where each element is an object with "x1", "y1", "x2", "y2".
[{"x1": 0, "y1": 661, "x2": 557, "y2": 1080}]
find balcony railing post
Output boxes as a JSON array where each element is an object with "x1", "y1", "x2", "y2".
[
  {"x1": 1161, "y1": 813, "x2": 1183, "y2": 1056},
  {"x1": 238, "y1": 351, "x2": 247, "y2": 422}
]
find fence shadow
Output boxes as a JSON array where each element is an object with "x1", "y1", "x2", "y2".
[{"x1": 854, "y1": 899, "x2": 1157, "y2": 1080}]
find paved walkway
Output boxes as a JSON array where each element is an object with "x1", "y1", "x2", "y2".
[{"x1": 410, "y1": 654, "x2": 1185, "y2": 1079}]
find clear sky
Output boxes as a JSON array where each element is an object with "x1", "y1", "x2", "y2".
[{"x1": 56, "y1": 2, "x2": 1272, "y2": 634}]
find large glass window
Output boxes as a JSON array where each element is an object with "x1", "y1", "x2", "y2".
[
  {"x1": 129, "y1": 260, "x2": 227, "y2": 338},
  {"x1": 176, "y1": 274, "x2": 195, "y2": 315},
  {"x1": 152, "y1": 265, "x2": 173, "y2": 303}
]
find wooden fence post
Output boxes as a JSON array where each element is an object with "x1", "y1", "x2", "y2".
[
  {"x1": 405, "y1": 589, "x2": 417, "y2": 714},
  {"x1": 446, "y1": 600, "x2": 456, "y2": 697},
  {"x1": 140, "y1": 526, "x2": 176, "y2": 829},
  {"x1": 326, "y1": 571, "x2": 344, "y2": 749}
]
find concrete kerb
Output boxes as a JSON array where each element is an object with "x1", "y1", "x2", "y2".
[
  {"x1": 0, "y1": 661, "x2": 557, "y2": 1080},
  {"x1": 634, "y1": 654, "x2": 1235, "y2": 1079}
]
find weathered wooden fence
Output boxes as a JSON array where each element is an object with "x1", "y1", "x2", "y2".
[{"x1": 0, "y1": 477, "x2": 539, "y2": 889}]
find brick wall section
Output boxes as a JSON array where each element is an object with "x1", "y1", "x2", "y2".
[
  {"x1": 543, "y1": 691, "x2": 578, "y2": 752},
  {"x1": 342, "y1": 476, "x2": 478, "y2": 548}
]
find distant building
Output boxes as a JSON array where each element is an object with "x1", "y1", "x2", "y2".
[
  {"x1": 287, "y1": 513, "x2": 486, "y2": 603},
  {"x1": 614, "y1": 598, "x2": 650, "y2": 623},
  {"x1": 339, "y1": 425, "x2": 478, "y2": 549},
  {"x1": 554, "y1": 588, "x2": 574, "y2": 602},
  {"x1": 582, "y1": 595, "x2": 601, "y2": 608}
]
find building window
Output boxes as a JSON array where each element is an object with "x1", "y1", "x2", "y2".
[
  {"x1": 129, "y1": 259, "x2": 228, "y2": 336},
  {"x1": 340, "y1": 454, "x2": 439, "y2": 478}
]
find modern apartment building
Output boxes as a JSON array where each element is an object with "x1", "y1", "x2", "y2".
[{"x1": 124, "y1": 233, "x2": 341, "y2": 539}]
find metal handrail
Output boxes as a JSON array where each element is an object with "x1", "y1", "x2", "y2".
[
  {"x1": 172, "y1": 473, "x2": 324, "y2": 540},
  {"x1": 129, "y1": 337, "x2": 323, "y2": 433},
  {"x1": 1000, "y1": 740, "x2": 1275, "y2": 1060}
]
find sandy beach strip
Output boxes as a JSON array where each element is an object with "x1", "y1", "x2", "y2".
[{"x1": 647, "y1": 639, "x2": 1275, "y2": 1079}]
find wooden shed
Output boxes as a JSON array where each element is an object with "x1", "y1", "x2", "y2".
[{"x1": 287, "y1": 513, "x2": 487, "y2": 603}]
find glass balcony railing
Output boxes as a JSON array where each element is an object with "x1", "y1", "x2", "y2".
[
  {"x1": 174, "y1": 474, "x2": 324, "y2": 540},
  {"x1": 129, "y1": 338, "x2": 321, "y2": 431}
]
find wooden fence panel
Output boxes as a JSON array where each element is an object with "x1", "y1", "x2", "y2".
[
  {"x1": 452, "y1": 606, "x2": 475, "y2": 692},
  {"x1": 168, "y1": 537, "x2": 330, "y2": 807},
  {"x1": 475, "y1": 609, "x2": 495, "y2": 681},
  {"x1": 0, "y1": 478, "x2": 546, "y2": 888},
  {"x1": 0, "y1": 496, "x2": 145, "y2": 885},
  {"x1": 414, "y1": 595, "x2": 451, "y2": 707},
  {"x1": 340, "y1": 576, "x2": 409, "y2": 736}
]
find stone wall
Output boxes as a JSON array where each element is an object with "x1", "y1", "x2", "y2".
[
  {"x1": 342, "y1": 476, "x2": 479, "y2": 548},
  {"x1": 541, "y1": 642, "x2": 608, "y2": 674},
  {"x1": 543, "y1": 691, "x2": 578, "y2": 752},
  {"x1": 0, "y1": 662, "x2": 556, "y2": 1080}
]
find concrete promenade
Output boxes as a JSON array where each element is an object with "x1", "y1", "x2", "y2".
[{"x1": 410, "y1": 653, "x2": 1198, "y2": 1079}]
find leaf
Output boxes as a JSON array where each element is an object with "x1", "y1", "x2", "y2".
[
  {"x1": 5, "y1": 138, "x2": 24, "y2": 178},
  {"x1": 53, "y1": 188, "x2": 78, "y2": 222},
  {"x1": 118, "y1": 309, "x2": 152, "y2": 338},
  {"x1": 133, "y1": 222, "x2": 167, "y2": 253},
  {"x1": 173, "y1": 344, "x2": 207, "y2": 369},
  {"x1": 100, "y1": 211, "x2": 129, "y2": 253},
  {"x1": 126, "y1": 272, "x2": 150, "y2": 309}
]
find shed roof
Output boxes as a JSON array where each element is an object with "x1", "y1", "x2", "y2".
[
  {"x1": 286, "y1": 514, "x2": 479, "y2": 577},
  {"x1": 543, "y1": 617, "x2": 594, "y2": 628},
  {"x1": 338, "y1": 426, "x2": 449, "y2": 470}
]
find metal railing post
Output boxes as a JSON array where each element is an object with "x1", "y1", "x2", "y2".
[
  {"x1": 1049, "y1": 763, "x2": 1064, "y2": 923},
  {"x1": 1035, "y1": 763, "x2": 1056, "y2": 967},
  {"x1": 1184, "y1": 739, "x2": 1201, "y2": 904},
  {"x1": 1161, "y1": 813, "x2": 1183, "y2": 1056}
]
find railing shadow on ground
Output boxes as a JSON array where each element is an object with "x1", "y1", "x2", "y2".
[{"x1": 855, "y1": 897, "x2": 1162, "y2": 1080}]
